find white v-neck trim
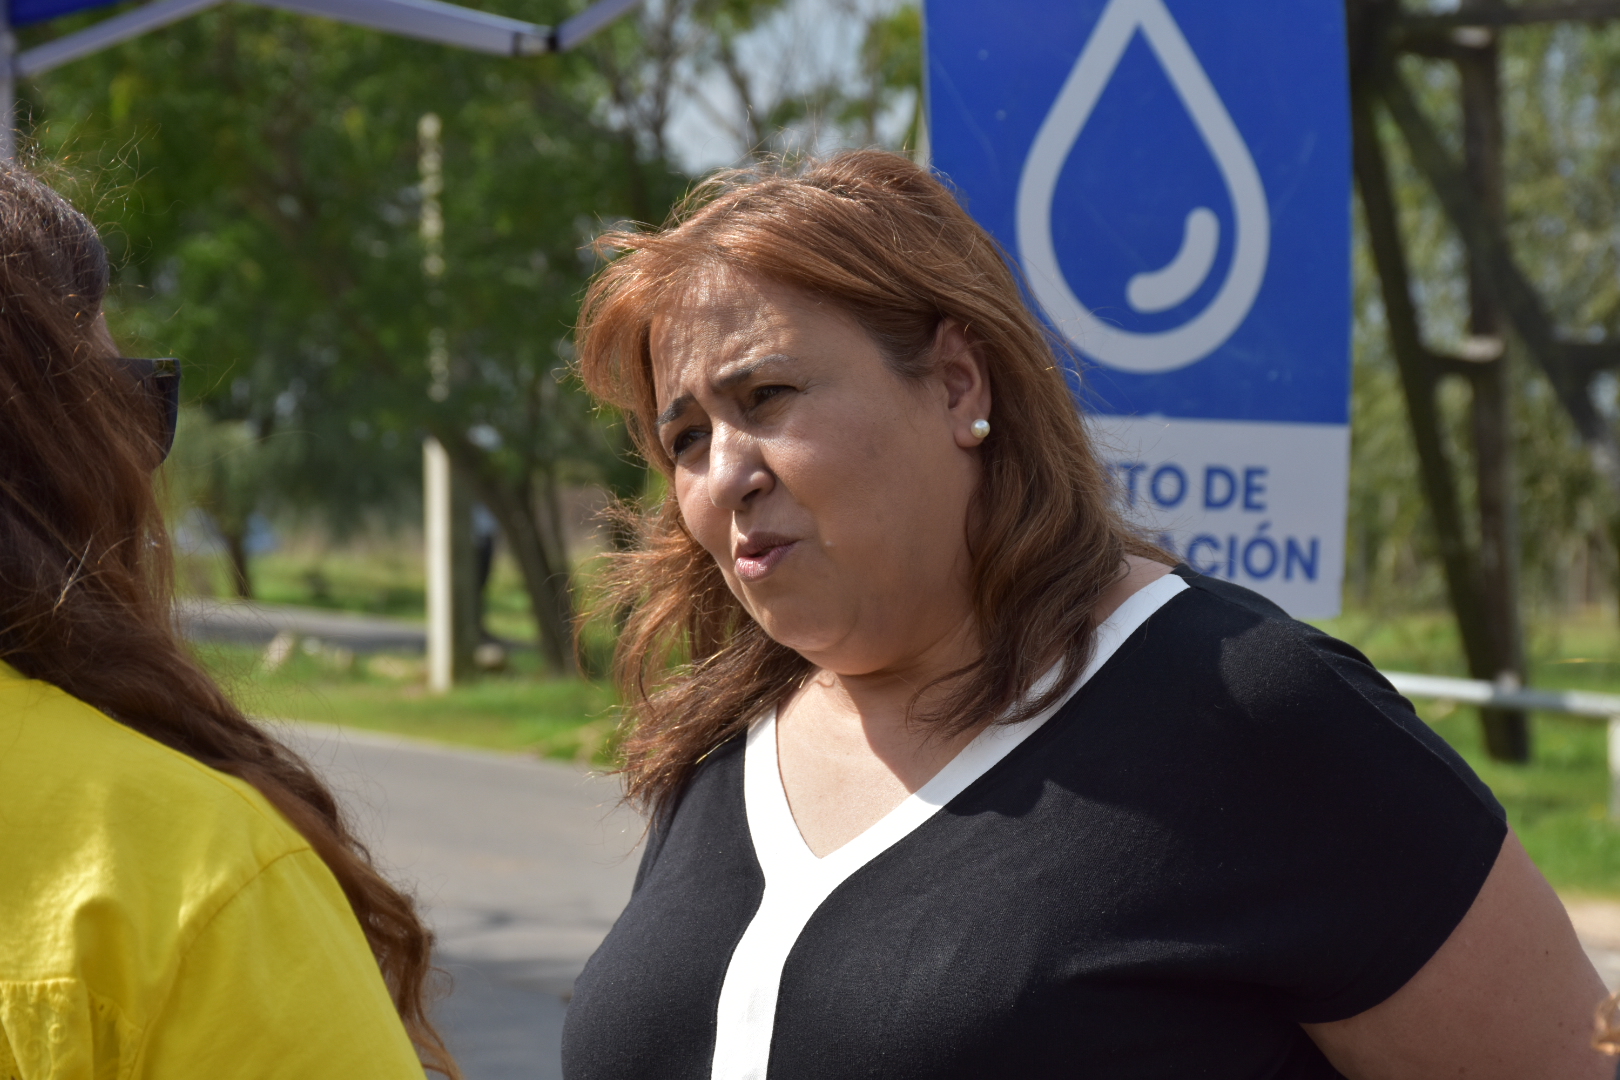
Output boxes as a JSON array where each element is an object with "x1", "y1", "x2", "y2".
[{"x1": 709, "y1": 572, "x2": 1189, "y2": 1080}]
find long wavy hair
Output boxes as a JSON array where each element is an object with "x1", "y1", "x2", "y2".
[
  {"x1": 577, "y1": 150, "x2": 1162, "y2": 817},
  {"x1": 0, "y1": 166, "x2": 458, "y2": 1078}
]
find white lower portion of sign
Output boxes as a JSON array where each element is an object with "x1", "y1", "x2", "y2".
[{"x1": 1087, "y1": 415, "x2": 1349, "y2": 618}]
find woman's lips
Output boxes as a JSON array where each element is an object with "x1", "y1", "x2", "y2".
[{"x1": 734, "y1": 540, "x2": 796, "y2": 582}]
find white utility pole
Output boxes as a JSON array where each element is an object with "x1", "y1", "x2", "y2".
[
  {"x1": 423, "y1": 435, "x2": 475, "y2": 692},
  {"x1": 419, "y1": 110, "x2": 476, "y2": 693},
  {"x1": 423, "y1": 435, "x2": 453, "y2": 691},
  {"x1": 421, "y1": 109, "x2": 451, "y2": 692}
]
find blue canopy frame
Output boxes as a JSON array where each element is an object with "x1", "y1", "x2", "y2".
[{"x1": 0, "y1": 0, "x2": 642, "y2": 156}]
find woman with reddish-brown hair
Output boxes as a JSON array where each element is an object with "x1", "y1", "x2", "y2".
[
  {"x1": 0, "y1": 166, "x2": 456, "y2": 1078},
  {"x1": 562, "y1": 149, "x2": 1611, "y2": 1080}
]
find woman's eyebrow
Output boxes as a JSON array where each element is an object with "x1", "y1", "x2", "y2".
[
  {"x1": 655, "y1": 354, "x2": 796, "y2": 429},
  {"x1": 656, "y1": 393, "x2": 694, "y2": 429},
  {"x1": 713, "y1": 353, "x2": 795, "y2": 392}
]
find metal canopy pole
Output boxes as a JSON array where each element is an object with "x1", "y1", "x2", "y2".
[
  {"x1": 14, "y1": 0, "x2": 222, "y2": 81},
  {"x1": 2, "y1": 0, "x2": 643, "y2": 156},
  {"x1": 1, "y1": 2, "x2": 14, "y2": 162},
  {"x1": 552, "y1": 0, "x2": 639, "y2": 50}
]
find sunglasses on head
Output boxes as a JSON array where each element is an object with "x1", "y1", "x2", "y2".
[{"x1": 114, "y1": 357, "x2": 181, "y2": 464}]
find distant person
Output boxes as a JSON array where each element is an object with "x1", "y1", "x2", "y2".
[
  {"x1": 561, "y1": 150, "x2": 1611, "y2": 1079},
  {"x1": 472, "y1": 501, "x2": 499, "y2": 642},
  {"x1": 0, "y1": 167, "x2": 456, "y2": 1078}
]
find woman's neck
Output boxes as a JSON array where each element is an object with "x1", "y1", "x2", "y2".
[
  {"x1": 790, "y1": 556, "x2": 1171, "y2": 739},
  {"x1": 806, "y1": 612, "x2": 979, "y2": 728}
]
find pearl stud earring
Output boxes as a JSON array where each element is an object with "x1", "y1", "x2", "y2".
[{"x1": 970, "y1": 419, "x2": 991, "y2": 440}]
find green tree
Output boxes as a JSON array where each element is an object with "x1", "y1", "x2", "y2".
[
  {"x1": 23, "y1": 0, "x2": 686, "y2": 668},
  {"x1": 163, "y1": 408, "x2": 285, "y2": 597},
  {"x1": 18, "y1": 0, "x2": 944, "y2": 668}
]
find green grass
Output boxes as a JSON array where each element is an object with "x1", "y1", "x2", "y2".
[
  {"x1": 1318, "y1": 607, "x2": 1620, "y2": 896},
  {"x1": 1431, "y1": 709, "x2": 1620, "y2": 894},
  {"x1": 196, "y1": 641, "x2": 619, "y2": 765},
  {"x1": 179, "y1": 542, "x2": 545, "y2": 644}
]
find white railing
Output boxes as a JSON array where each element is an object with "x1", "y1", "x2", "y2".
[{"x1": 1385, "y1": 671, "x2": 1620, "y2": 820}]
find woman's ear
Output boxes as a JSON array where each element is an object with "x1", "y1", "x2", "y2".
[{"x1": 934, "y1": 320, "x2": 992, "y2": 449}]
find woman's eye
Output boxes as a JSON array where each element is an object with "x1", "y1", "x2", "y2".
[
  {"x1": 671, "y1": 427, "x2": 706, "y2": 457},
  {"x1": 749, "y1": 384, "x2": 792, "y2": 409}
]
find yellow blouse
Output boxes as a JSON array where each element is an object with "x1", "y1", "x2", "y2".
[{"x1": 0, "y1": 661, "x2": 426, "y2": 1079}]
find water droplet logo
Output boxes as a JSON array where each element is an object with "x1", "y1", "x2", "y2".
[{"x1": 1016, "y1": 0, "x2": 1271, "y2": 374}]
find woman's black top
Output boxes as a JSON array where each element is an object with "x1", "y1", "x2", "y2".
[{"x1": 562, "y1": 567, "x2": 1507, "y2": 1079}]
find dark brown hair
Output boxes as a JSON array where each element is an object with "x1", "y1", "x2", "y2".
[
  {"x1": 0, "y1": 166, "x2": 458, "y2": 1078},
  {"x1": 577, "y1": 149, "x2": 1161, "y2": 816}
]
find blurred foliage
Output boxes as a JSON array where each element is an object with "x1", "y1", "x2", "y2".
[
  {"x1": 1347, "y1": 25, "x2": 1620, "y2": 619},
  {"x1": 23, "y1": 0, "x2": 672, "y2": 501},
  {"x1": 15, "y1": 0, "x2": 914, "y2": 655},
  {"x1": 163, "y1": 406, "x2": 288, "y2": 596},
  {"x1": 848, "y1": 4, "x2": 921, "y2": 147},
  {"x1": 19, "y1": 0, "x2": 687, "y2": 648}
]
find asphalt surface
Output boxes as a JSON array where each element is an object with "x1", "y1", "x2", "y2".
[
  {"x1": 180, "y1": 597, "x2": 429, "y2": 653},
  {"x1": 275, "y1": 723, "x2": 640, "y2": 1080}
]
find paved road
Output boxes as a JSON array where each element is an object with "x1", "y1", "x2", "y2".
[
  {"x1": 180, "y1": 598, "x2": 429, "y2": 653},
  {"x1": 275, "y1": 723, "x2": 640, "y2": 1080}
]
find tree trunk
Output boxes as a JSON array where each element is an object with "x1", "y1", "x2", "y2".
[
  {"x1": 441, "y1": 438, "x2": 576, "y2": 675},
  {"x1": 1456, "y1": 20, "x2": 1531, "y2": 761},
  {"x1": 223, "y1": 526, "x2": 253, "y2": 600},
  {"x1": 496, "y1": 483, "x2": 576, "y2": 675}
]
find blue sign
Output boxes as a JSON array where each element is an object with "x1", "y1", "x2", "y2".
[{"x1": 926, "y1": 0, "x2": 1352, "y2": 616}]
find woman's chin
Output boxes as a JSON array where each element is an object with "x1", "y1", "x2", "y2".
[{"x1": 749, "y1": 609, "x2": 854, "y2": 661}]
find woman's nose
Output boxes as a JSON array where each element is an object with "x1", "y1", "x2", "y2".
[{"x1": 706, "y1": 424, "x2": 773, "y2": 511}]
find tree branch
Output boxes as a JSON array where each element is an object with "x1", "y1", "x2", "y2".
[
  {"x1": 1379, "y1": 67, "x2": 1615, "y2": 440},
  {"x1": 435, "y1": 429, "x2": 576, "y2": 673}
]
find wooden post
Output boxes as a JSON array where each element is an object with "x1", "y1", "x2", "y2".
[{"x1": 1456, "y1": 12, "x2": 1530, "y2": 762}]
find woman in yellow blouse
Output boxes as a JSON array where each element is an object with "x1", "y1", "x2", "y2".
[{"x1": 0, "y1": 168, "x2": 456, "y2": 1079}]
